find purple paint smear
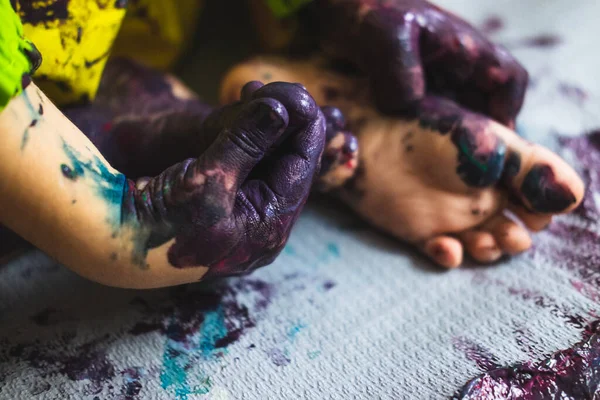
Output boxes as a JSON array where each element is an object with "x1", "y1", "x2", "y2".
[
  {"x1": 8, "y1": 336, "x2": 116, "y2": 395},
  {"x1": 129, "y1": 279, "x2": 273, "y2": 349},
  {"x1": 2, "y1": 277, "x2": 274, "y2": 397},
  {"x1": 455, "y1": 130, "x2": 600, "y2": 399},
  {"x1": 453, "y1": 337, "x2": 500, "y2": 371},
  {"x1": 456, "y1": 332, "x2": 600, "y2": 399}
]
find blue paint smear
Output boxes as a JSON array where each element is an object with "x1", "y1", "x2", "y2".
[
  {"x1": 20, "y1": 90, "x2": 42, "y2": 150},
  {"x1": 284, "y1": 242, "x2": 341, "y2": 269},
  {"x1": 327, "y1": 243, "x2": 340, "y2": 258},
  {"x1": 283, "y1": 244, "x2": 296, "y2": 256},
  {"x1": 317, "y1": 243, "x2": 341, "y2": 264},
  {"x1": 287, "y1": 322, "x2": 307, "y2": 342},
  {"x1": 61, "y1": 139, "x2": 127, "y2": 227},
  {"x1": 282, "y1": 322, "x2": 307, "y2": 360},
  {"x1": 160, "y1": 307, "x2": 229, "y2": 399}
]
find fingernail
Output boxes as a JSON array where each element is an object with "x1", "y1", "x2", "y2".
[
  {"x1": 241, "y1": 81, "x2": 264, "y2": 102},
  {"x1": 343, "y1": 134, "x2": 359, "y2": 154},
  {"x1": 321, "y1": 106, "x2": 346, "y2": 130},
  {"x1": 252, "y1": 102, "x2": 286, "y2": 133}
]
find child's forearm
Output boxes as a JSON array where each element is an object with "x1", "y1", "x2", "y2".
[{"x1": 0, "y1": 84, "x2": 209, "y2": 288}]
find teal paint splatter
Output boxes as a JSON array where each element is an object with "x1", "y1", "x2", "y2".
[
  {"x1": 284, "y1": 244, "x2": 296, "y2": 256},
  {"x1": 308, "y1": 350, "x2": 321, "y2": 360},
  {"x1": 284, "y1": 242, "x2": 341, "y2": 269},
  {"x1": 198, "y1": 308, "x2": 228, "y2": 358},
  {"x1": 317, "y1": 243, "x2": 341, "y2": 264},
  {"x1": 277, "y1": 321, "x2": 308, "y2": 363},
  {"x1": 327, "y1": 243, "x2": 340, "y2": 258},
  {"x1": 287, "y1": 322, "x2": 307, "y2": 342},
  {"x1": 160, "y1": 307, "x2": 230, "y2": 399}
]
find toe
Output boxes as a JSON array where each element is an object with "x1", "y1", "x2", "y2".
[
  {"x1": 458, "y1": 229, "x2": 503, "y2": 263},
  {"x1": 423, "y1": 236, "x2": 463, "y2": 269},
  {"x1": 482, "y1": 214, "x2": 532, "y2": 255},
  {"x1": 489, "y1": 122, "x2": 585, "y2": 215},
  {"x1": 508, "y1": 204, "x2": 552, "y2": 232}
]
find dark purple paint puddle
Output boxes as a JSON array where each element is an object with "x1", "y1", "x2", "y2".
[
  {"x1": 560, "y1": 130, "x2": 600, "y2": 221},
  {"x1": 455, "y1": 332, "x2": 600, "y2": 399},
  {"x1": 522, "y1": 34, "x2": 562, "y2": 48},
  {"x1": 456, "y1": 129, "x2": 600, "y2": 398}
]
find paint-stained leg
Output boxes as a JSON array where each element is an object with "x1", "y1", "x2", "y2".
[{"x1": 221, "y1": 56, "x2": 584, "y2": 269}]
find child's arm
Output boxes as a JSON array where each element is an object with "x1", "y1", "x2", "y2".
[
  {"x1": 0, "y1": 80, "x2": 328, "y2": 288},
  {"x1": 0, "y1": 83, "x2": 210, "y2": 288}
]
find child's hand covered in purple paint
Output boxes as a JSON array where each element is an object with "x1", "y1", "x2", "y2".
[
  {"x1": 254, "y1": 0, "x2": 528, "y2": 129},
  {"x1": 319, "y1": 0, "x2": 528, "y2": 127},
  {"x1": 121, "y1": 80, "x2": 328, "y2": 278}
]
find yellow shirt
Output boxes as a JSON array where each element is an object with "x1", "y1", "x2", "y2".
[{"x1": 12, "y1": 0, "x2": 312, "y2": 107}]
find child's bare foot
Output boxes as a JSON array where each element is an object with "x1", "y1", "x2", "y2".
[{"x1": 221, "y1": 57, "x2": 585, "y2": 268}]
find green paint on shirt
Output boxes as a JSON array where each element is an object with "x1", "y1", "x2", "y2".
[
  {"x1": 0, "y1": 0, "x2": 37, "y2": 111},
  {"x1": 265, "y1": 0, "x2": 313, "y2": 18}
]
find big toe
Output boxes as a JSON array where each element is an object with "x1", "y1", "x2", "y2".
[{"x1": 492, "y1": 121, "x2": 585, "y2": 215}]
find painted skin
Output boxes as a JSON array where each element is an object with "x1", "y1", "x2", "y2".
[
  {"x1": 251, "y1": 0, "x2": 529, "y2": 128},
  {"x1": 221, "y1": 56, "x2": 584, "y2": 268},
  {"x1": 65, "y1": 59, "x2": 357, "y2": 277},
  {"x1": 0, "y1": 58, "x2": 357, "y2": 283}
]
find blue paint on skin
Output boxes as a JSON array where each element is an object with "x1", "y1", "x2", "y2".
[
  {"x1": 61, "y1": 139, "x2": 127, "y2": 227},
  {"x1": 20, "y1": 90, "x2": 43, "y2": 150}
]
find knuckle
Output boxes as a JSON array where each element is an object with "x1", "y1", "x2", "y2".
[{"x1": 228, "y1": 128, "x2": 266, "y2": 159}]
